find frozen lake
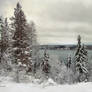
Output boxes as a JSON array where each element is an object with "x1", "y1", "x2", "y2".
[{"x1": 40, "y1": 49, "x2": 92, "y2": 63}]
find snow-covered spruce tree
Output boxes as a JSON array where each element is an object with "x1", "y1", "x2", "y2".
[
  {"x1": 0, "y1": 17, "x2": 2, "y2": 63},
  {"x1": 0, "y1": 17, "x2": 4, "y2": 64},
  {"x1": 11, "y1": 3, "x2": 32, "y2": 71},
  {"x1": 41, "y1": 49, "x2": 51, "y2": 79},
  {"x1": 0, "y1": 18, "x2": 9, "y2": 53},
  {"x1": 66, "y1": 55, "x2": 72, "y2": 69},
  {"x1": 75, "y1": 35, "x2": 81, "y2": 55},
  {"x1": 75, "y1": 35, "x2": 88, "y2": 82},
  {"x1": 0, "y1": 18, "x2": 11, "y2": 71}
]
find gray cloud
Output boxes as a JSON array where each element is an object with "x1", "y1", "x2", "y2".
[
  {"x1": 0, "y1": 0, "x2": 92, "y2": 44},
  {"x1": 46, "y1": 2, "x2": 92, "y2": 22}
]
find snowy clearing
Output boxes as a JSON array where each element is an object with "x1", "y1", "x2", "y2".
[{"x1": 0, "y1": 78, "x2": 92, "y2": 92}]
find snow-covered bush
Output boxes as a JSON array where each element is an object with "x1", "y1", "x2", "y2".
[
  {"x1": 41, "y1": 49, "x2": 51, "y2": 77},
  {"x1": 54, "y1": 63, "x2": 74, "y2": 84},
  {"x1": 49, "y1": 55, "x2": 61, "y2": 80},
  {"x1": 12, "y1": 62, "x2": 30, "y2": 83}
]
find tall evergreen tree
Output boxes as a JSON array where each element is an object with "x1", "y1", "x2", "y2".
[
  {"x1": 75, "y1": 35, "x2": 81, "y2": 55},
  {"x1": 0, "y1": 18, "x2": 10, "y2": 66},
  {"x1": 0, "y1": 17, "x2": 2, "y2": 63},
  {"x1": 1, "y1": 18, "x2": 9, "y2": 51},
  {"x1": 75, "y1": 35, "x2": 88, "y2": 82},
  {"x1": 41, "y1": 49, "x2": 51, "y2": 78},
  {"x1": 11, "y1": 3, "x2": 32, "y2": 70}
]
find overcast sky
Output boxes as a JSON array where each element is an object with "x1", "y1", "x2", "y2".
[{"x1": 0, "y1": 0, "x2": 92, "y2": 45}]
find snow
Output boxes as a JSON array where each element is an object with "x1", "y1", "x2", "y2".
[
  {"x1": 25, "y1": 51, "x2": 29, "y2": 54},
  {"x1": 13, "y1": 47, "x2": 18, "y2": 50},
  {"x1": 0, "y1": 77, "x2": 92, "y2": 92},
  {"x1": 0, "y1": 82, "x2": 92, "y2": 92}
]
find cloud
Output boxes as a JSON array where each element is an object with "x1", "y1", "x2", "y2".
[
  {"x1": 46, "y1": 3, "x2": 92, "y2": 22},
  {"x1": 0, "y1": 0, "x2": 92, "y2": 44}
]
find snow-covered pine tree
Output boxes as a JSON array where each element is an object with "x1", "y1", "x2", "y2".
[
  {"x1": 0, "y1": 18, "x2": 11, "y2": 70},
  {"x1": 0, "y1": 17, "x2": 2, "y2": 63},
  {"x1": 75, "y1": 35, "x2": 81, "y2": 55},
  {"x1": 41, "y1": 49, "x2": 51, "y2": 78},
  {"x1": 11, "y1": 3, "x2": 32, "y2": 71},
  {"x1": 66, "y1": 55, "x2": 72, "y2": 69},
  {"x1": 1, "y1": 18, "x2": 9, "y2": 53},
  {"x1": 75, "y1": 35, "x2": 88, "y2": 82}
]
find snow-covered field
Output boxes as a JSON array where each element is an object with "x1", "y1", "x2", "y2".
[
  {"x1": 0, "y1": 77, "x2": 92, "y2": 92},
  {"x1": 0, "y1": 82, "x2": 92, "y2": 92}
]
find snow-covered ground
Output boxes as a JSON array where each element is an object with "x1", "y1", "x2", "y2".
[{"x1": 0, "y1": 77, "x2": 92, "y2": 92}]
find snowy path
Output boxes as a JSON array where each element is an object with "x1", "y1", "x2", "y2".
[{"x1": 0, "y1": 82, "x2": 92, "y2": 92}]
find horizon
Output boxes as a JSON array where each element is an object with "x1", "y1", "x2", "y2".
[{"x1": 39, "y1": 43, "x2": 92, "y2": 45}]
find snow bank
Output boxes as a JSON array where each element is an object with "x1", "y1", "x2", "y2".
[{"x1": 0, "y1": 81, "x2": 92, "y2": 92}]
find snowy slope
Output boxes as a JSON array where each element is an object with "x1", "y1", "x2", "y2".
[{"x1": 0, "y1": 77, "x2": 92, "y2": 92}]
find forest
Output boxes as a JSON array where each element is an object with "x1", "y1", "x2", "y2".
[{"x1": 0, "y1": 2, "x2": 92, "y2": 85}]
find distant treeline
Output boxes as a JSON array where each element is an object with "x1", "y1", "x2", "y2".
[{"x1": 39, "y1": 45, "x2": 92, "y2": 50}]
